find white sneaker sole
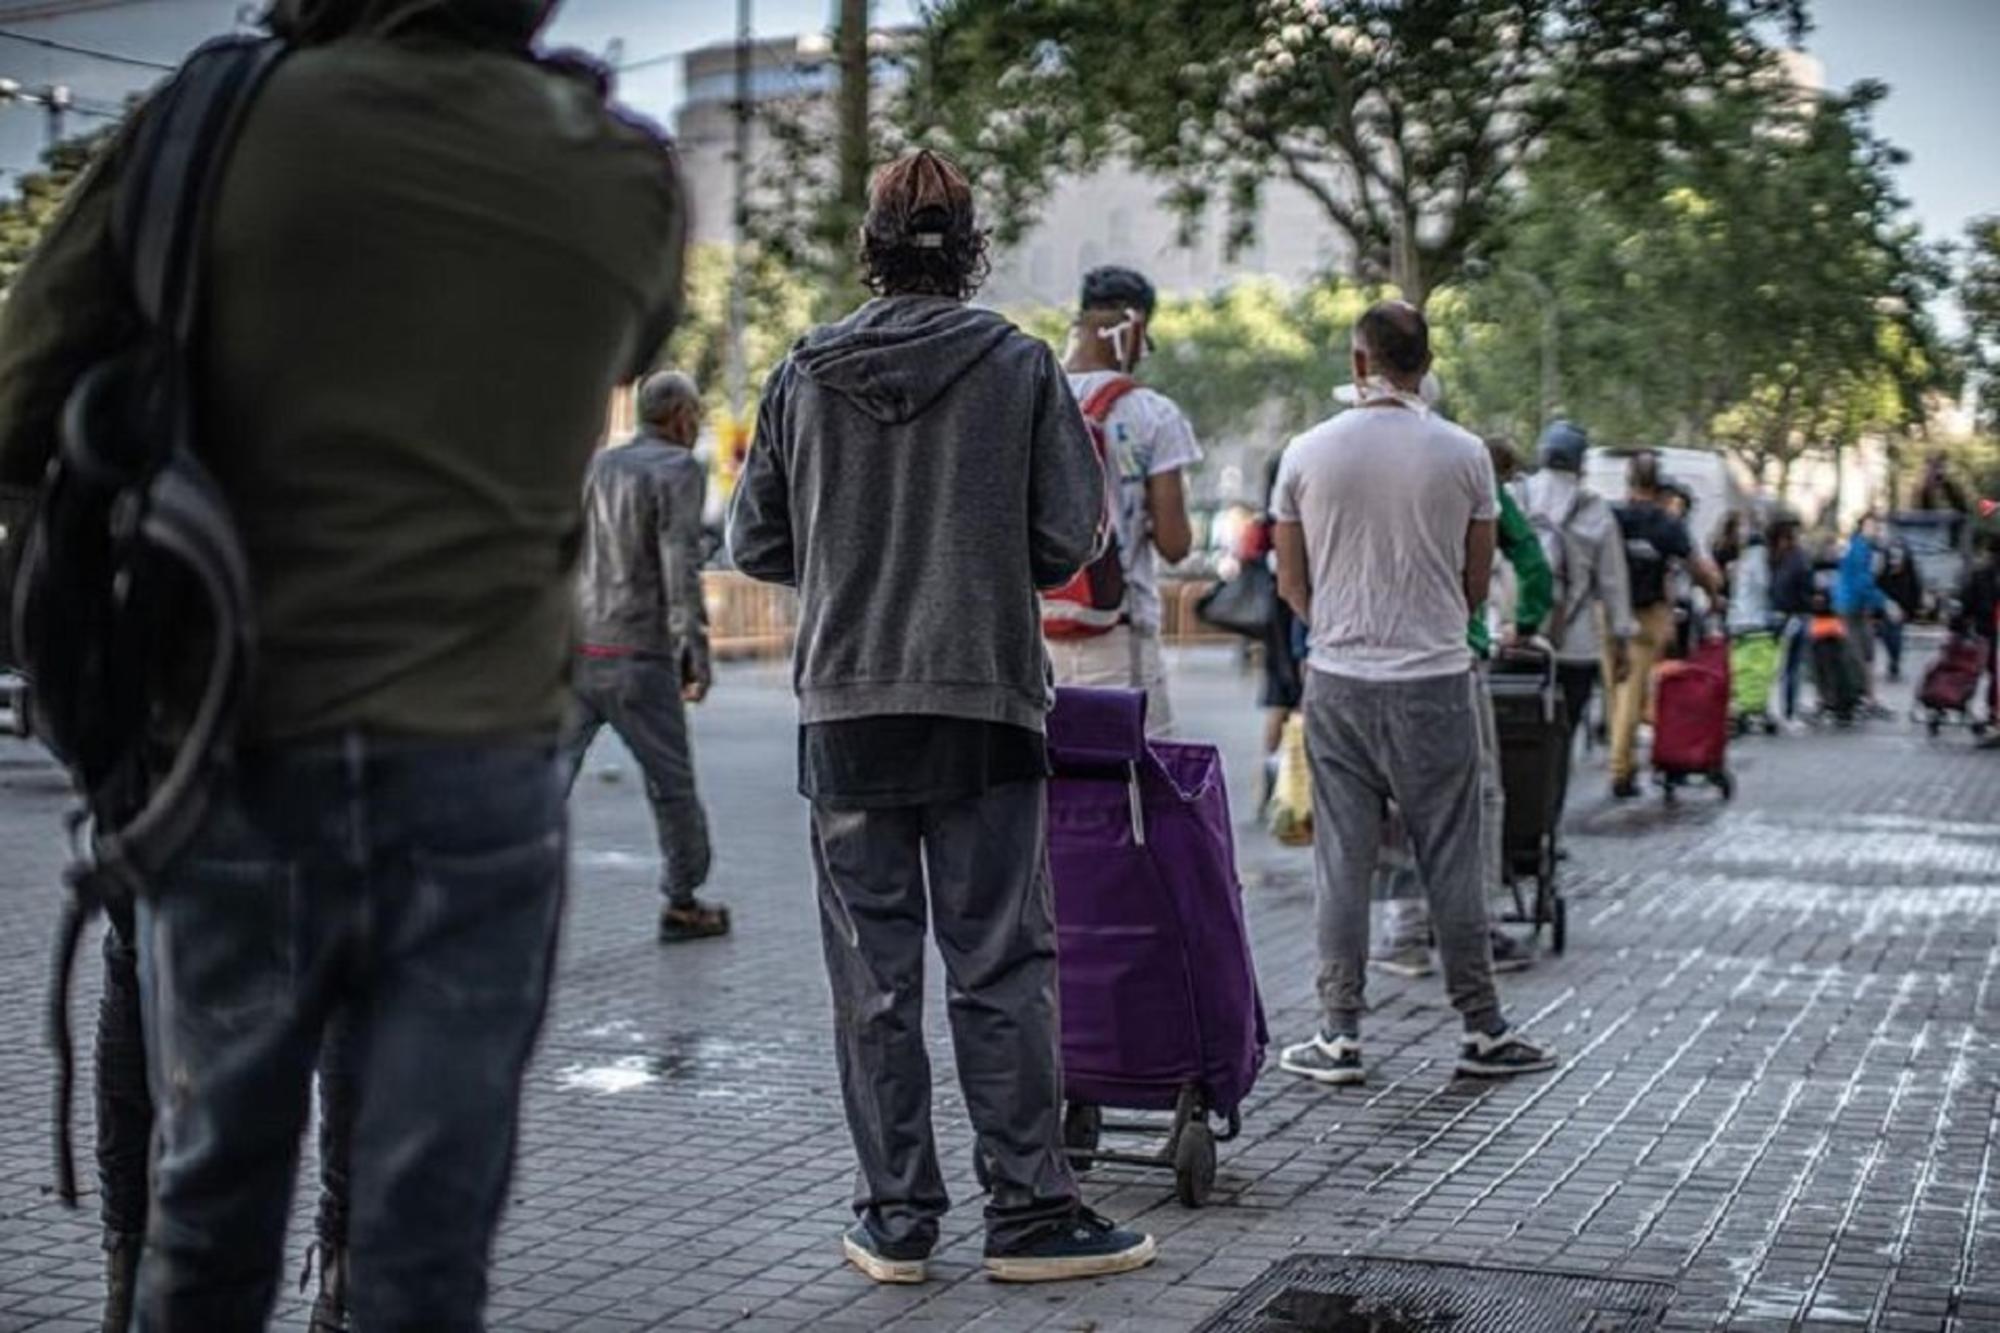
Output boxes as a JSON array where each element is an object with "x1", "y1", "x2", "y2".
[
  {"x1": 842, "y1": 1234, "x2": 927, "y2": 1284},
  {"x1": 1279, "y1": 1053, "x2": 1367, "y2": 1086},
  {"x1": 1456, "y1": 1055, "x2": 1559, "y2": 1078},
  {"x1": 983, "y1": 1235, "x2": 1157, "y2": 1283}
]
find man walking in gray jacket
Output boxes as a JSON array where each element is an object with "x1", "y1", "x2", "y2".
[
  {"x1": 564, "y1": 370, "x2": 728, "y2": 942},
  {"x1": 729, "y1": 149, "x2": 1155, "y2": 1286}
]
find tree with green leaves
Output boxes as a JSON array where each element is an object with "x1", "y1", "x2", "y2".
[
  {"x1": 659, "y1": 243, "x2": 819, "y2": 420},
  {"x1": 1963, "y1": 214, "x2": 2000, "y2": 432},
  {"x1": 1437, "y1": 77, "x2": 1947, "y2": 487},
  {"x1": 905, "y1": 0, "x2": 1806, "y2": 307},
  {"x1": 0, "y1": 126, "x2": 117, "y2": 296}
]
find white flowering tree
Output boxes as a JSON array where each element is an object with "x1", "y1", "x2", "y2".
[{"x1": 907, "y1": 0, "x2": 1807, "y2": 306}]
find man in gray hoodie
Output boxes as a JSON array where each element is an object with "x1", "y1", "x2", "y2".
[
  {"x1": 1517, "y1": 421, "x2": 1635, "y2": 812},
  {"x1": 729, "y1": 149, "x2": 1156, "y2": 1286}
]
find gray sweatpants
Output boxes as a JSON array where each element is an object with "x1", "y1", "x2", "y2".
[
  {"x1": 1375, "y1": 669, "x2": 1505, "y2": 951},
  {"x1": 1304, "y1": 669, "x2": 1504, "y2": 1037},
  {"x1": 560, "y1": 654, "x2": 712, "y2": 905},
  {"x1": 810, "y1": 779, "x2": 1078, "y2": 1251}
]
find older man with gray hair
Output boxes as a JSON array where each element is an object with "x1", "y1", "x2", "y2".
[{"x1": 563, "y1": 369, "x2": 728, "y2": 941}]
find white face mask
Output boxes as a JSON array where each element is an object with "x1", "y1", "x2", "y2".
[
  {"x1": 1094, "y1": 307, "x2": 1144, "y2": 372},
  {"x1": 1353, "y1": 376, "x2": 1432, "y2": 416}
]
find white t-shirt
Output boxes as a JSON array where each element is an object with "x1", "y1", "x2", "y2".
[
  {"x1": 1273, "y1": 404, "x2": 1497, "y2": 681},
  {"x1": 1068, "y1": 371, "x2": 1203, "y2": 635}
]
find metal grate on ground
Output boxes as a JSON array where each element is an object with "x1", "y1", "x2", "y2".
[{"x1": 1193, "y1": 1254, "x2": 1675, "y2": 1332}]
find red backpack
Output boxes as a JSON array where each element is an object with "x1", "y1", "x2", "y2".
[{"x1": 1041, "y1": 376, "x2": 1139, "y2": 639}]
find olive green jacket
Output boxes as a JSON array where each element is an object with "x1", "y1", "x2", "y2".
[{"x1": 0, "y1": 1, "x2": 686, "y2": 739}]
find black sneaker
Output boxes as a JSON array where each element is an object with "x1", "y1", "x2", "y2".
[
  {"x1": 1610, "y1": 777, "x2": 1640, "y2": 801},
  {"x1": 1278, "y1": 1032, "x2": 1365, "y2": 1086},
  {"x1": 841, "y1": 1221, "x2": 929, "y2": 1284},
  {"x1": 1457, "y1": 1028, "x2": 1559, "y2": 1078},
  {"x1": 983, "y1": 1207, "x2": 1156, "y2": 1283}
]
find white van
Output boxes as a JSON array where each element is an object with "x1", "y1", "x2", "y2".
[{"x1": 1581, "y1": 446, "x2": 1757, "y2": 553}]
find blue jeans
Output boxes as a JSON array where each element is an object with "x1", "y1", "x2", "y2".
[
  {"x1": 135, "y1": 736, "x2": 566, "y2": 1332},
  {"x1": 1780, "y1": 616, "x2": 1807, "y2": 719}
]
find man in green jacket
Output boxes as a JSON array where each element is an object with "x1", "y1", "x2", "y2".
[
  {"x1": 0, "y1": 3, "x2": 685, "y2": 1327},
  {"x1": 1372, "y1": 437, "x2": 1552, "y2": 977}
]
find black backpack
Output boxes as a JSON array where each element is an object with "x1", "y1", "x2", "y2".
[{"x1": 8, "y1": 36, "x2": 284, "y2": 1204}]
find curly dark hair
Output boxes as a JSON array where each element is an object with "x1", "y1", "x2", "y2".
[{"x1": 859, "y1": 149, "x2": 991, "y2": 301}]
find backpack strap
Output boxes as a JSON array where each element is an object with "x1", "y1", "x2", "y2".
[
  {"x1": 115, "y1": 37, "x2": 287, "y2": 354},
  {"x1": 1079, "y1": 374, "x2": 1140, "y2": 428}
]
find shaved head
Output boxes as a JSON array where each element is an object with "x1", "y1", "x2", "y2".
[{"x1": 1352, "y1": 300, "x2": 1430, "y2": 387}]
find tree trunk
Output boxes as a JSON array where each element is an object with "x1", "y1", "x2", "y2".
[
  {"x1": 1390, "y1": 223, "x2": 1428, "y2": 308},
  {"x1": 828, "y1": 0, "x2": 871, "y2": 306}
]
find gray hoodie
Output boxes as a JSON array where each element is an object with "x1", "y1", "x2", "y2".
[
  {"x1": 727, "y1": 295, "x2": 1102, "y2": 732},
  {"x1": 1518, "y1": 468, "x2": 1637, "y2": 663}
]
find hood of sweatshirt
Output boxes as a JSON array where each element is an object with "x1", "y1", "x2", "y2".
[
  {"x1": 265, "y1": 0, "x2": 556, "y2": 48},
  {"x1": 790, "y1": 296, "x2": 1017, "y2": 426}
]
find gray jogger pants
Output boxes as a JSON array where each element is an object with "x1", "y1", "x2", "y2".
[
  {"x1": 809, "y1": 779, "x2": 1078, "y2": 1251},
  {"x1": 1305, "y1": 669, "x2": 1504, "y2": 1037},
  {"x1": 1374, "y1": 668, "x2": 1505, "y2": 951},
  {"x1": 561, "y1": 654, "x2": 712, "y2": 904}
]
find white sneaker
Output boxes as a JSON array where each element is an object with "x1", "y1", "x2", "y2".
[
  {"x1": 1456, "y1": 1027, "x2": 1559, "y2": 1078},
  {"x1": 1279, "y1": 1033, "x2": 1366, "y2": 1086}
]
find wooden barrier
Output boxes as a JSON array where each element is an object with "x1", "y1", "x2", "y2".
[
  {"x1": 703, "y1": 571, "x2": 1230, "y2": 660},
  {"x1": 703, "y1": 570, "x2": 797, "y2": 661},
  {"x1": 1161, "y1": 578, "x2": 1232, "y2": 645}
]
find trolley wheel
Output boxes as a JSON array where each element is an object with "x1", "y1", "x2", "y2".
[
  {"x1": 1716, "y1": 769, "x2": 1735, "y2": 802},
  {"x1": 1928, "y1": 717, "x2": 1943, "y2": 738},
  {"x1": 1975, "y1": 721, "x2": 1991, "y2": 738},
  {"x1": 1552, "y1": 894, "x2": 1568, "y2": 956},
  {"x1": 1061, "y1": 1101, "x2": 1102, "y2": 1173},
  {"x1": 1173, "y1": 1120, "x2": 1216, "y2": 1208}
]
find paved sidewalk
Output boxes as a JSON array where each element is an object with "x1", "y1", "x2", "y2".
[{"x1": 0, "y1": 648, "x2": 1996, "y2": 1330}]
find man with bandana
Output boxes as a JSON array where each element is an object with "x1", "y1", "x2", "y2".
[{"x1": 0, "y1": 2, "x2": 685, "y2": 1327}]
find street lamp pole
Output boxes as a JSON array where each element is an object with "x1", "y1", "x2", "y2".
[
  {"x1": 727, "y1": 0, "x2": 753, "y2": 422},
  {"x1": 1468, "y1": 259, "x2": 1560, "y2": 432},
  {"x1": 1513, "y1": 267, "x2": 1559, "y2": 432}
]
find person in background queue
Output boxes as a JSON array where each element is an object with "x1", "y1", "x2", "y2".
[
  {"x1": 1517, "y1": 421, "x2": 1634, "y2": 808},
  {"x1": 1047, "y1": 265, "x2": 1200, "y2": 734},
  {"x1": 729, "y1": 149, "x2": 1156, "y2": 1288},
  {"x1": 1607, "y1": 453, "x2": 1724, "y2": 798},
  {"x1": 1271, "y1": 299, "x2": 1557, "y2": 1088}
]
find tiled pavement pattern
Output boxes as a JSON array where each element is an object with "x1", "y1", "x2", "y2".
[{"x1": 0, "y1": 645, "x2": 1996, "y2": 1331}]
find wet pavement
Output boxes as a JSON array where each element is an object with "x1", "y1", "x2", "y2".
[{"x1": 0, "y1": 643, "x2": 1996, "y2": 1330}]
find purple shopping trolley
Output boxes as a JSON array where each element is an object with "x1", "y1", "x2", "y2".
[{"x1": 1043, "y1": 686, "x2": 1267, "y2": 1206}]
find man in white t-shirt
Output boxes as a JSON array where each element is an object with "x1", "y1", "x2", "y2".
[
  {"x1": 1048, "y1": 266, "x2": 1200, "y2": 733},
  {"x1": 1271, "y1": 300, "x2": 1558, "y2": 1086}
]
